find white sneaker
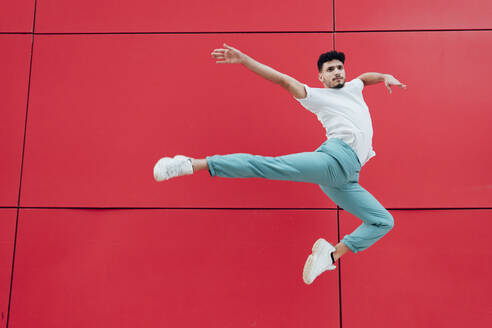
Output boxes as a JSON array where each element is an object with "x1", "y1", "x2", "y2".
[
  {"x1": 303, "y1": 238, "x2": 336, "y2": 285},
  {"x1": 153, "y1": 155, "x2": 194, "y2": 181}
]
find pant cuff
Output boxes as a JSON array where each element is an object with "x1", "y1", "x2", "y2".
[
  {"x1": 341, "y1": 237, "x2": 359, "y2": 254},
  {"x1": 205, "y1": 156, "x2": 216, "y2": 177}
]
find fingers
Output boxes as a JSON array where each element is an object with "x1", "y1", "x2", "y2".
[
  {"x1": 211, "y1": 49, "x2": 226, "y2": 57},
  {"x1": 211, "y1": 49, "x2": 227, "y2": 62},
  {"x1": 211, "y1": 43, "x2": 237, "y2": 58},
  {"x1": 386, "y1": 76, "x2": 407, "y2": 92},
  {"x1": 211, "y1": 49, "x2": 228, "y2": 63},
  {"x1": 385, "y1": 83, "x2": 392, "y2": 94},
  {"x1": 388, "y1": 79, "x2": 408, "y2": 91},
  {"x1": 213, "y1": 55, "x2": 229, "y2": 63},
  {"x1": 211, "y1": 44, "x2": 237, "y2": 64},
  {"x1": 392, "y1": 77, "x2": 407, "y2": 89},
  {"x1": 223, "y1": 43, "x2": 235, "y2": 50}
]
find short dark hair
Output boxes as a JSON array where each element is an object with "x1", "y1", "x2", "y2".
[{"x1": 317, "y1": 50, "x2": 345, "y2": 72}]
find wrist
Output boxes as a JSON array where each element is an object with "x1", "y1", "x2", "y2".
[{"x1": 240, "y1": 53, "x2": 251, "y2": 65}]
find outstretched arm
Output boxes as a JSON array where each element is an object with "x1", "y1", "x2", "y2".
[
  {"x1": 211, "y1": 43, "x2": 307, "y2": 99},
  {"x1": 357, "y1": 72, "x2": 407, "y2": 94}
]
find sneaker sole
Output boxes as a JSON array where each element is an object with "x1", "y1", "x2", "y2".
[
  {"x1": 303, "y1": 254, "x2": 315, "y2": 285},
  {"x1": 303, "y1": 239, "x2": 323, "y2": 284}
]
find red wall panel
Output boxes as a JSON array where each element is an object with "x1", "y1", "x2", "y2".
[
  {"x1": 0, "y1": 35, "x2": 32, "y2": 206},
  {"x1": 22, "y1": 33, "x2": 342, "y2": 208},
  {"x1": 335, "y1": 31, "x2": 492, "y2": 208},
  {"x1": 0, "y1": 0, "x2": 35, "y2": 32},
  {"x1": 35, "y1": 0, "x2": 333, "y2": 33},
  {"x1": 10, "y1": 209, "x2": 339, "y2": 328},
  {"x1": 336, "y1": 0, "x2": 492, "y2": 30},
  {"x1": 7, "y1": 0, "x2": 492, "y2": 325},
  {"x1": 340, "y1": 209, "x2": 492, "y2": 327},
  {"x1": 0, "y1": 209, "x2": 17, "y2": 328}
]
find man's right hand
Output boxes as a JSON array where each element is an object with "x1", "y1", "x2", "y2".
[{"x1": 211, "y1": 43, "x2": 246, "y2": 64}]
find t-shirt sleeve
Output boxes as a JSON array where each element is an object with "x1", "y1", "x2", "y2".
[
  {"x1": 352, "y1": 78, "x2": 364, "y2": 92},
  {"x1": 293, "y1": 83, "x2": 312, "y2": 105}
]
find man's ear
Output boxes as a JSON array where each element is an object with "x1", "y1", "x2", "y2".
[{"x1": 318, "y1": 73, "x2": 324, "y2": 83}]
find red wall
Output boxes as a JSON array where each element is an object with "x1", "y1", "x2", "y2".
[{"x1": 2, "y1": 0, "x2": 491, "y2": 327}]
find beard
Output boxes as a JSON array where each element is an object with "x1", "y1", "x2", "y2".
[{"x1": 332, "y1": 81, "x2": 345, "y2": 89}]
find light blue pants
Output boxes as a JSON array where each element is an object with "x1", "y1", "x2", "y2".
[{"x1": 206, "y1": 138, "x2": 394, "y2": 253}]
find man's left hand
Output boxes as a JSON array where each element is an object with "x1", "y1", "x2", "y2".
[{"x1": 384, "y1": 74, "x2": 407, "y2": 94}]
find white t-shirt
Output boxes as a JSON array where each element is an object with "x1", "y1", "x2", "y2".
[{"x1": 294, "y1": 78, "x2": 376, "y2": 167}]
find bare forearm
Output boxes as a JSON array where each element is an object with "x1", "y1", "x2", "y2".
[
  {"x1": 211, "y1": 44, "x2": 305, "y2": 97},
  {"x1": 360, "y1": 72, "x2": 388, "y2": 85},
  {"x1": 241, "y1": 54, "x2": 286, "y2": 85},
  {"x1": 358, "y1": 72, "x2": 407, "y2": 93}
]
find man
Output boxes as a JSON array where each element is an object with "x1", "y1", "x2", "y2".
[{"x1": 153, "y1": 43, "x2": 407, "y2": 285}]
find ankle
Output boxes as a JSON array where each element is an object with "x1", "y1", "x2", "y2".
[
  {"x1": 191, "y1": 158, "x2": 208, "y2": 173},
  {"x1": 332, "y1": 242, "x2": 350, "y2": 262}
]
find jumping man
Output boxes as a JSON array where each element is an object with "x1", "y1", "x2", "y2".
[{"x1": 153, "y1": 43, "x2": 407, "y2": 285}]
